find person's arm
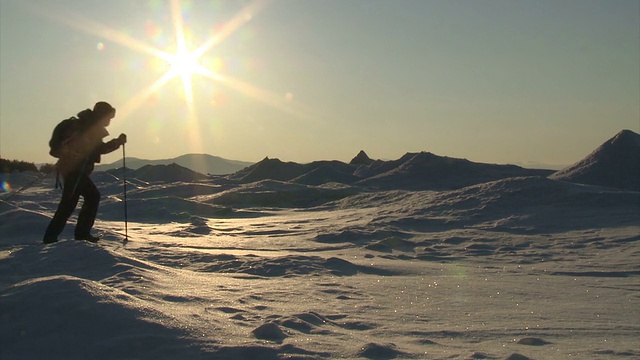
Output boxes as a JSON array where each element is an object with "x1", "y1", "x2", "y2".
[{"x1": 100, "y1": 134, "x2": 127, "y2": 154}]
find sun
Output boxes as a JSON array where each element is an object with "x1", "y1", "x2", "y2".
[
  {"x1": 155, "y1": 0, "x2": 212, "y2": 108},
  {"x1": 29, "y1": 0, "x2": 312, "y2": 123},
  {"x1": 167, "y1": 49, "x2": 201, "y2": 80},
  {"x1": 160, "y1": 43, "x2": 206, "y2": 109}
]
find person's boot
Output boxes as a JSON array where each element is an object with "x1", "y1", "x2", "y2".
[
  {"x1": 75, "y1": 233, "x2": 100, "y2": 243},
  {"x1": 43, "y1": 237, "x2": 58, "y2": 244}
]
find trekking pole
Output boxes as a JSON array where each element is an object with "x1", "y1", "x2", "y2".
[{"x1": 122, "y1": 144, "x2": 128, "y2": 242}]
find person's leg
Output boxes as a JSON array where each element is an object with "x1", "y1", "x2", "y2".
[
  {"x1": 75, "y1": 175, "x2": 100, "y2": 239},
  {"x1": 43, "y1": 173, "x2": 81, "y2": 243}
]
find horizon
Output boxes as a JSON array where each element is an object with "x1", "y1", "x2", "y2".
[
  {"x1": 3, "y1": 128, "x2": 638, "y2": 171},
  {"x1": 13, "y1": 150, "x2": 571, "y2": 170},
  {"x1": 1, "y1": 0, "x2": 639, "y2": 167}
]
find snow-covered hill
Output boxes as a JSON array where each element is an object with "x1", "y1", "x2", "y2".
[
  {"x1": 229, "y1": 151, "x2": 553, "y2": 190},
  {"x1": 551, "y1": 129, "x2": 640, "y2": 191}
]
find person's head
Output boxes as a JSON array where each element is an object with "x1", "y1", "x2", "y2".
[{"x1": 93, "y1": 101, "x2": 116, "y2": 127}]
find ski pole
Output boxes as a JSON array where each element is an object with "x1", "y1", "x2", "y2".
[{"x1": 122, "y1": 144, "x2": 128, "y2": 242}]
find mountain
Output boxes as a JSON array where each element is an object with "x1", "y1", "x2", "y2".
[
  {"x1": 228, "y1": 157, "x2": 307, "y2": 183},
  {"x1": 350, "y1": 150, "x2": 374, "y2": 165},
  {"x1": 228, "y1": 157, "x2": 358, "y2": 185},
  {"x1": 227, "y1": 151, "x2": 553, "y2": 190},
  {"x1": 550, "y1": 129, "x2": 640, "y2": 191},
  {"x1": 96, "y1": 154, "x2": 254, "y2": 175}
]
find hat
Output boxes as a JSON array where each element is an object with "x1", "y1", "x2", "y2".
[{"x1": 93, "y1": 101, "x2": 116, "y2": 117}]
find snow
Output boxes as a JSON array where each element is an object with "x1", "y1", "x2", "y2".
[
  {"x1": 551, "y1": 129, "x2": 640, "y2": 191},
  {"x1": 1, "y1": 140, "x2": 639, "y2": 359}
]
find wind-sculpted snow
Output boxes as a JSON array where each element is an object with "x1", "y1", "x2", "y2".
[
  {"x1": 137, "y1": 249, "x2": 395, "y2": 277},
  {"x1": 202, "y1": 180, "x2": 362, "y2": 208},
  {"x1": 1, "y1": 275, "x2": 210, "y2": 359},
  {"x1": 99, "y1": 196, "x2": 232, "y2": 222},
  {"x1": 0, "y1": 208, "x2": 50, "y2": 245},
  {"x1": 1, "y1": 134, "x2": 639, "y2": 359},
  {"x1": 332, "y1": 176, "x2": 640, "y2": 233}
]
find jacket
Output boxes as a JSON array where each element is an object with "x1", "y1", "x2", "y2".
[{"x1": 56, "y1": 110, "x2": 120, "y2": 175}]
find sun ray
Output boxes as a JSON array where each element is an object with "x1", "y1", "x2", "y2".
[
  {"x1": 169, "y1": 0, "x2": 194, "y2": 106},
  {"x1": 198, "y1": 68, "x2": 314, "y2": 122},
  {"x1": 193, "y1": 0, "x2": 270, "y2": 59},
  {"x1": 116, "y1": 71, "x2": 176, "y2": 121},
  {"x1": 25, "y1": 0, "x2": 315, "y2": 146},
  {"x1": 24, "y1": 3, "x2": 167, "y2": 62}
]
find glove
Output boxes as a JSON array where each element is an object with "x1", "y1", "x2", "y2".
[{"x1": 118, "y1": 133, "x2": 127, "y2": 145}]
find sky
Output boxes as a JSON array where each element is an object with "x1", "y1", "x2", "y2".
[{"x1": 1, "y1": 0, "x2": 639, "y2": 168}]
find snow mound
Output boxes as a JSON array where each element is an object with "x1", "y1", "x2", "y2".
[
  {"x1": 551, "y1": 129, "x2": 640, "y2": 191},
  {"x1": 1, "y1": 240, "x2": 158, "y2": 284},
  {"x1": 446, "y1": 176, "x2": 639, "y2": 209},
  {"x1": 99, "y1": 196, "x2": 231, "y2": 222},
  {"x1": 229, "y1": 157, "x2": 306, "y2": 182},
  {"x1": 355, "y1": 342, "x2": 409, "y2": 359},
  {"x1": 129, "y1": 163, "x2": 209, "y2": 183},
  {"x1": 205, "y1": 180, "x2": 361, "y2": 208},
  {"x1": 0, "y1": 241, "x2": 206, "y2": 359},
  {"x1": 252, "y1": 322, "x2": 288, "y2": 342},
  {"x1": 332, "y1": 176, "x2": 640, "y2": 234},
  {"x1": 0, "y1": 275, "x2": 202, "y2": 359},
  {"x1": 126, "y1": 182, "x2": 223, "y2": 200},
  {"x1": 0, "y1": 208, "x2": 50, "y2": 244},
  {"x1": 145, "y1": 252, "x2": 394, "y2": 277}
]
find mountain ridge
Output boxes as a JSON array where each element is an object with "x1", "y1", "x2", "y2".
[
  {"x1": 227, "y1": 150, "x2": 554, "y2": 191},
  {"x1": 93, "y1": 129, "x2": 637, "y2": 192},
  {"x1": 96, "y1": 153, "x2": 254, "y2": 175}
]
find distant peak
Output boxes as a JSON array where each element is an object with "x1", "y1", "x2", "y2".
[
  {"x1": 611, "y1": 129, "x2": 640, "y2": 145},
  {"x1": 550, "y1": 128, "x2": 640, "y2": 191},
  {"x1": 350, "y1": 150, "x2": 373, "y2": 165}
]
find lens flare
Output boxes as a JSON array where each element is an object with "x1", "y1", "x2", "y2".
[
  {"x1": 1, "y1": 181, "x2": 11, "y2": 192},
  {"x1": 144, "y1": 21, "x2": 163, "y2": 41}
]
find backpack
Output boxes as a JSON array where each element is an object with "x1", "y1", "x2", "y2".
[{"x1": 49, "y1": 117, "x2": 78, "y2": 158}]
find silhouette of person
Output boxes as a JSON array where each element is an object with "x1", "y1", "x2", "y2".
[{"x1": 43, "y1": 101, "x2": 127, "y2": 244}]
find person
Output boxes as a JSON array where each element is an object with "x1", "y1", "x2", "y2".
[{"x1": 43, "y1": 101, "x2": 127, "y2": 244}]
